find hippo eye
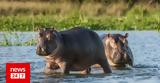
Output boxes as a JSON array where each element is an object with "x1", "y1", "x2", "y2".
[
  {"x1": 110, "y1": 41, "x2": 118, "y2": 49},
  {"x1": 46, "y1": 34, "x2": 54, "y2": 41}
]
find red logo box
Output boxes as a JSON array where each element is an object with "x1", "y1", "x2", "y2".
[{"x1": 6, "y1": 63, "x2": 30, "y2": 83}]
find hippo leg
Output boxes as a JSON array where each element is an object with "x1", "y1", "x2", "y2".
[
  {"x1": 128, "y1": 60, "x2": 133, "y2": 66},
  {"x1": 51, "y1": 63, "x2": 60, "y2": 70},
  {"x1": 58, "y1": 62, "x2": 71, "y2": 74},
  {"x1": 44, "y1": 68, "x2": 55, "y2": 74},
  {"x1": 98, "y1": 59, "x2": 112, "y2": 73},
  {"x1": 81, "y1": 68, "x2": 91, "y2": 74},
  {"x1": 44, "y1": 62, "x2": 56, "y2": 74}
]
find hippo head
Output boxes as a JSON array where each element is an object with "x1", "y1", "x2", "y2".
[
  {"x1": 104, "y1": 33, "x2": 133, "y2": 67},
  {"x1": 36, "y1": 28, "x2": 61, "y2": 56}
]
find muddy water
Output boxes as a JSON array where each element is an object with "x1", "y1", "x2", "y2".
[{"x1": 0, "y1": 31, "x2": 160, "y2": 83}]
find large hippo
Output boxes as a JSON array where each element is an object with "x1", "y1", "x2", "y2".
[
  {"x1": 101, "y1": 33, "x2": 133, "y2": 68},
  {"x1": 36, "y1": 27, "x2": 111, "y2": 74}
]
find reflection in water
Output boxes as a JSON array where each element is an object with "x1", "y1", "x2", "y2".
[{"x1": 0, "y1": 31, "x2": 160, "y2": 83}]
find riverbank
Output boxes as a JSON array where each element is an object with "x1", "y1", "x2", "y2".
[
  {"x1": 0, "y1": 0, "x2": 159, "y2": 31},
  {"x1": 0, "y1": 31, "x2": 159, "y2": 46}
]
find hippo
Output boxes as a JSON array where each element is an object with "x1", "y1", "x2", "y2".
[
  {"x1": 36, "y1": 27, "x2": 111, "y2": 74},
  {"x1": 101, "y1": 33, "x2": 133, "y2": 68}
]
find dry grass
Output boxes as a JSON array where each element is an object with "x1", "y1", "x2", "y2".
[
  {"x1": 0, "y1": 1, "x2": 78, "y2": 15},
  {"x1": 0, "y1": 1, "x2": 159, "y2": 16},
  {"x1": 0, "y1": 1, "x2": 131, "y2": 16}
]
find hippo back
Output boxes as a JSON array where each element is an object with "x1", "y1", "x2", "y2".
[{"x1": 58, "y1": 27, "x2": 106, "y2": 65}]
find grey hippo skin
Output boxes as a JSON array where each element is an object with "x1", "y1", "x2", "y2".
[
  {"x1": 100, "y1": 33, "x2": 133, "y2": 68},
  {"x1": 36, "y1": 27, "x2": 111, "y2": 74}
]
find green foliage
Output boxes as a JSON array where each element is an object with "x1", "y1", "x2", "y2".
[
  {"x1": 0, "y1": 34, "x2": 12, "y2": 46},
  {"x1": 0, "y1": 0, "x2": 159, "y2": 32},
  {"x1": 0, "y1": 12, "x2": 159, "y2": 31},
  {"x1": 0, "y1": 0, "x2": 159, "y2": 46}
]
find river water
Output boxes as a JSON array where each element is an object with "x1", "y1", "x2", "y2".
[{"x1": 0, "y1": 31, "x2": 160, "y2": 83}]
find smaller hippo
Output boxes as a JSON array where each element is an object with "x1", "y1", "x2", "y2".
[
  {"x1": 36, "y1": 27, "x2": 111, "y2": 74},
  {"x1": 101, "y1": 33, "x2": 133, "y2": 68}
]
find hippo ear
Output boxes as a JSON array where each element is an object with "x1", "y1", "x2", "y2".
[
  {"x1": 124, "y1": 33, "x2": 128, "y2": 38},
  {"x1": 38, "y1": 29, "x2": 43, "y2": 37},
  {"x1": 43, "y1": 28, "x2": 50, "y2": 31},
  {"x1": 49, "y1": 28, "x2": 55, "y2": 33},
  {"x1": 51, "y1": 26, "x2": 55, "y2": 30},
  {"x1": 37, "y1": 28, "x2": 43, "y2": 32},
  {"x1": 107, "y1": 33, "x2": 111, "y2": 38},
  {"x1": 36, "y1": 26, "x2": 42, "y2": 31},
  {"x1": 37, "y1": 27, "x2": 44, "y2": 37}
]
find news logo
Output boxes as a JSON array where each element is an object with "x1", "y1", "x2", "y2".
[{"x1": 6, "y1": 63, "x2": 30, "y2": 83}]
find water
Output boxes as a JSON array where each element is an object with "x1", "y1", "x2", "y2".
[{"x1": 0, "y1": 31, "x2": 160, "y2": 83}]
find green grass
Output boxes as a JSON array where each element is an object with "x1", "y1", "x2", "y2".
[
  {"x1": 0, "y1": 1, "x2": 159, "y2": 31},
  {"x1": 0, "y1": 12, "x2": 159, "y2": 46},
  {"x1": 0, "y1": 0, "x2": 160, "y2": 46},
  {"x1": 0, "y1": 12, "x2": 159, "y2": 31}
]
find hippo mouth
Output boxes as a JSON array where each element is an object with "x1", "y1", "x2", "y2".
[
  {"x1": 36, "y1": 47, "x2": 51, "y2": 56},
  {"x1": 113, "y1": 59, "x2": 126, "y2": 64},
  {"x1": 36, "y1": 52, "x2": 49, "y2": 56},
  {"x1": 111, "y1": 52, "x2": 127, "y2": 64},
  {"x1": 112, "y1": 52, "x2": 133, "y2": 66}
]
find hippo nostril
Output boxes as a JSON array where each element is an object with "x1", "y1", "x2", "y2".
[{"x1": 40, "y1": 47, "x2": 50, "y2": 55}]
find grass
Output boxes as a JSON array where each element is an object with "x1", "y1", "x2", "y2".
[
  {"x1": 0, "y1": 39, "x2": 36, "y2": 46},
  {"x1": 0, "y1": 12, "x2": 159, "y2": 31},
  {"x1": 0, "y1": 0, "x2": 160, "y2": 46},
  {"x1": 0, "y1": 32, "x2": 36, "y2": 46},
  {"x1": 0, "y1": 1, "x2": 159, "y2": 31}
]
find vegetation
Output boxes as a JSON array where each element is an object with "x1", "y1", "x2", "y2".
[
  {"x1": 0, "y1": 0, "x2": 160, "y2": 46},
  {"x1": 0, "y1": 0, "x2": 159, "y2": 31},
  {"x1": 0, "y1": 32, "x2": 36, "y2": 46}
]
